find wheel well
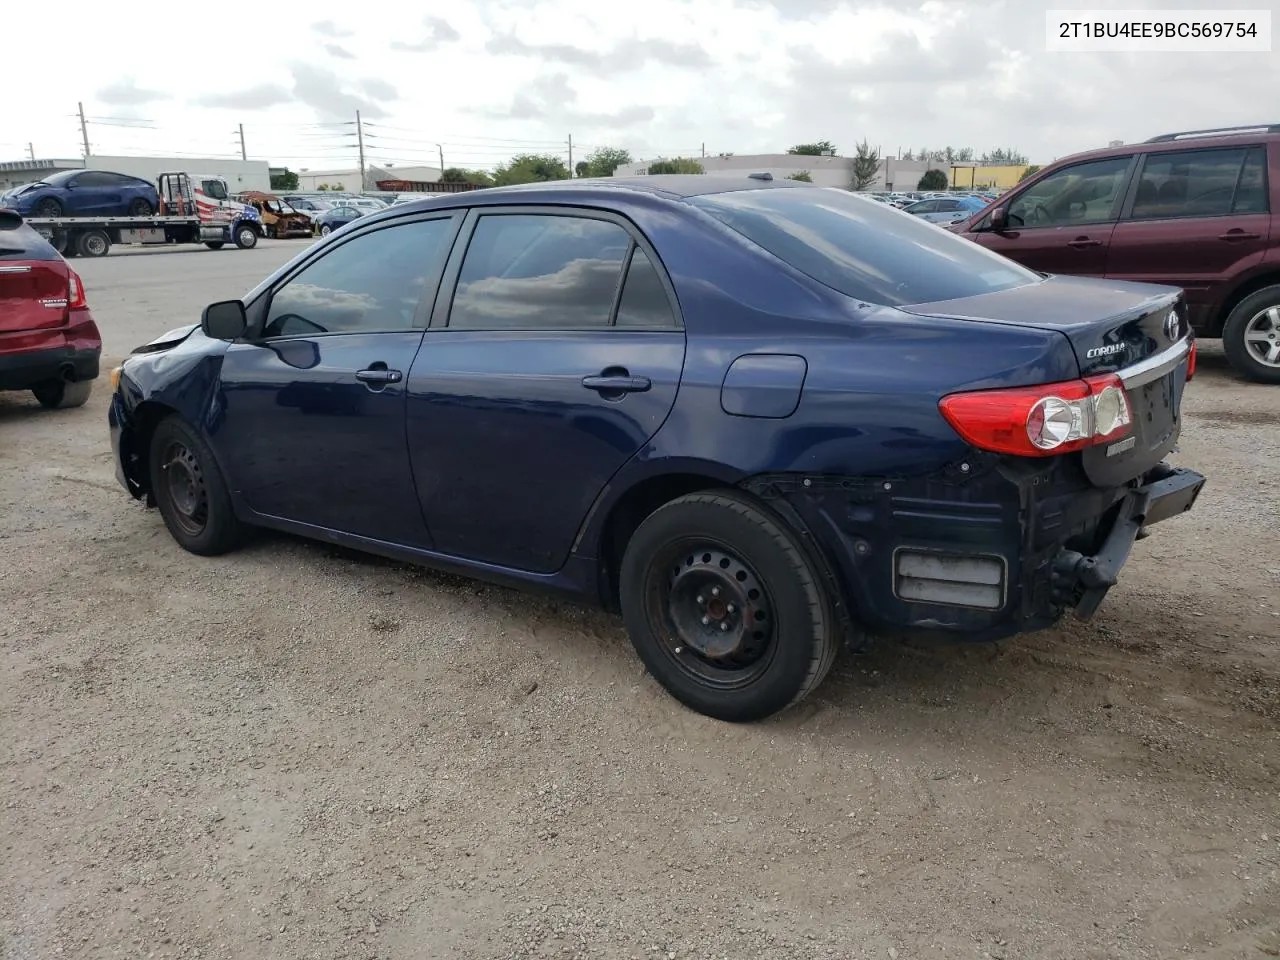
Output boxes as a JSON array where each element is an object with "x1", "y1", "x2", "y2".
[
  {"x1": 1213, "y1": 272, "x2": 1280, "y2": 337},
  {"x1": 596, "y1": 473, "x2": 730, "y2": 610},
  {"x1": 125, "y1": 400, "x2": 178, "y2": 499}
]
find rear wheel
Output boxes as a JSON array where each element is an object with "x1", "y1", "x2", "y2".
[
  {"x1": 148, "y1": 416, "x2": 247, "y2": 556},
  {"x1": 32, "y1": 379, "x2": 92, "y2": 409},
  {"x1": 34, "y1": 197, "x2": 62, "y2": 218},
  {"x1": 234, "y1": 225, "x2": 257, "y2": 249},
  {"x1": 618, "y1": 491, "x2": 839, "y2": 722},
  {"x1": 76, "y1": 229, "x2": 111, "y2": 258},
  {"x1": 1223, "y1": 285, "x2": 1280, "y2": 384},
  {"x1": 128, "y1": 197, "x2": 154, "y2": 216}
]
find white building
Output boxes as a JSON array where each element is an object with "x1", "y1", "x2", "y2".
[
  {"x1": 612, "y1": 153, "x2": 939, "y2": 192},
  {"x1": 0, "y1": 155, "x2": 271, "y2": 192},
  {"x1": 293, "y1": 164, "x2": 441, "y2": 192}
]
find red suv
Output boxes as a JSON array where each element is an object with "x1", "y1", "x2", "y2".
[
  {"x1": 954, "y1": 123, "x2": 1280, "y2": 383},
  {"x1": 0, "y1": 208, "x2": 101, "y2": 408}
]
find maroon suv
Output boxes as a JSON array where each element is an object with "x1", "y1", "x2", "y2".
[{"x1": 953, "y1": 123, "x2": 1280, "y2": 383}]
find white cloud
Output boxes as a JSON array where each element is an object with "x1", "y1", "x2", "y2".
[{"x1": 4, "y1": 0, "x2": 1275, "y2": 172}]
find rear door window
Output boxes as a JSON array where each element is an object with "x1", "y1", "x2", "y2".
[
  {"x1": 690, "y1": 187, "x2": 1039, "y2": 307},
  {"x1": 1128, "y1": 146, "x2": 1266, "y2": 219}
]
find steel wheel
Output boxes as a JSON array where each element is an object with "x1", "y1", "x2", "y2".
[
  {"x1": 1243, "y1": 305, "x2": 1280, "y2": 368},
  {"x1": 159, "y1": 439, "x2": 209, "y2": 538},
  {"x1": 644, "y1": 539, "x2": 777, "y2": 689}
]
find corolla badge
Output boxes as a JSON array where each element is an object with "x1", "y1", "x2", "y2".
[
  {"x1": 1085, "y1": 343, "x2": 1125, "y2": 359},
  {"x1": 1164, "y1": 310, "x2": 1181, "y2": 342}
]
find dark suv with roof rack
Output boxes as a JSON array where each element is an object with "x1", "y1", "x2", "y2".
[{"x1": 953, "y1": 123, "x2": 1280, "y2": 383}]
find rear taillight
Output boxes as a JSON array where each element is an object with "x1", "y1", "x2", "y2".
[
  {"x1": 1186, "y1": 338, "x2": 1197, "y2": 381},
  {"x1": 67, "y1": 268, "x2": 87, "y2": 310},
  {"x1": 939, "y1": 373, "x2": 1132, "y2": 458}
]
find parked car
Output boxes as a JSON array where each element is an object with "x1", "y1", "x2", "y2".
[
  {"x1": 0, "y1": 209, "x2": 100, "y2": 408},
  {"x1": 3, "y1": 169, "x2": 159, "y2": 219},
  {"x1": 952, "y1": 123, "x2": 1280, "y2": 383},
  {"x1": 107, "y1": 177, "x2": 1204, "y2": 722},
  {"x1": 311, "y1": 202, "x2": 365, "y2": 236},
  {"x1": 903, "y1": 195, "x2": 990, "y2": 223},
  {"x1": 281, "y1": 196, "x2": 334, "y2": 218}
]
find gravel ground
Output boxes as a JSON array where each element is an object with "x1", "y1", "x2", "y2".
[{"x1": 2, "y1": 246, "x2": 1278, "y2": 960}]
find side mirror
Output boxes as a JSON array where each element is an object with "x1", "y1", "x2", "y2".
[
  {"x1": 201, "y1": 299, "x2": 248, "y2": 340},
  {"x1": 989, "y1": 206, "x2": 1008, "y2": 231}
]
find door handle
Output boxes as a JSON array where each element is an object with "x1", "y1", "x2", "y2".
[
  {"x1": 582, "y1": 372, "x2": 651, "y2": 394},
  {"x1": 1218, "y1": 230, "x2": 1261, "y2": 241},
  {"x1": 1066, "y1": 237, "x2": 1102, "y2": 248},
  {"x1": 355, "y1": 363, "x2": 403, "y2": 385}
]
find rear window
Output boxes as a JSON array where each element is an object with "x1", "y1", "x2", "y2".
[
  {"x1": 689, "y1": 187, "x2": 1039, "y2": 306},
  {"x1": 0, "y1": 222, "x2": 58, "y2": 260}
]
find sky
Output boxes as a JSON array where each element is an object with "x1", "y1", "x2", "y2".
[{"x1": 3, "y1": 0, "x2": 1276, "y2": 173}]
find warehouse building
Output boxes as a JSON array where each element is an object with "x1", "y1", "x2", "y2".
[{"x1": 0, "y1": 155, "x2": 271, "y2": 192}]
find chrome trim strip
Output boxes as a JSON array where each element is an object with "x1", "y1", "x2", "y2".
[
  {"x1": 0, "y1": 265, "x2": 33, "y2": 274},
  {"x1": 1119, "y1": 338, "x2": 1190, "y2": 389}
]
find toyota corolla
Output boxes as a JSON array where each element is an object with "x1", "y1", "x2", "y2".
[{"x1": 107, "y1": 177, "x2": 1205, "y2": 722}]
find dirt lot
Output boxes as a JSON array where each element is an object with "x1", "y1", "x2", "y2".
[{"x1": 2, "y1": 248, "x2": 1278, "y2": 960}]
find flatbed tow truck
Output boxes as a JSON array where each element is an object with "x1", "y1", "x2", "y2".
[{"x1": 24, "y1": 172, "x2": 263, "y2": 257}]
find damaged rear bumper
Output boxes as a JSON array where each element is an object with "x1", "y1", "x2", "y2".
[{"x1": 745, "y1": 459, "x2": 1206, "y2": 645}]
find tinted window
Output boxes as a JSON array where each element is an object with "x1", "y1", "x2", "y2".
[
  {"x1": 937, "y1": 199, "x2": 962, "y2": 212},
  {"x1": 906, "y1": 199, "x2": 937, "y2": 214},
  {"x1": 1008, "y1": 156, "x2": 1131, "y2": 227},
  {"x1": 690, "y1": 187, "x2": 1039, "y2": 307},
  {"x1": 264, "y1": 218, "x2": 454, "y2": 337},
  {"x1": 616, "y1": 247, "x2": 676, "y2": 327},
  {"x1": 201, "y1": 180, "x2": 228, "y2": 200},
  {"x1": 448, "y1": 214, "x2": 630, "y2": 330},
  {"x1": 1131, "y1": 147, "x2": 1252, "y2": 220},
  {"x1": 1234, "y1": 147, "x2": 1268, "y2": 214},
  {"x1": 75, "y1": 172, "x2": 114, "y2": 187}
]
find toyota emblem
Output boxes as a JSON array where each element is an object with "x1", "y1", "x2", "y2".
[{"x1": 1164, "y1": 310, "x2": 1181, "y2": 341}]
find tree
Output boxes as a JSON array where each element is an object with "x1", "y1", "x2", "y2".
[
  {"x1": 270, "y1": 169, "x2": 299, "y2": 191},
  {"x1": 786, "y1": 171, "x2": 813, "y2": 182},
  {"x1": 851, "y1": 138, "x2": 881, "y2": 191},
  {"x1": 583, "y1": 146, "x2": 633, "y2": 177},
  {"x1": 788, "y1": 140, "x2": 837, "y2": 156},
  {"x1": 441, "y1": 167, "x2": 493, "y2": 186},
  {"x1": 493, "y1": 153, "x2": 571, "y2": 186},
  {"x1": 981, "y1": 147, "x2": 1029, "y2": 165},
  {"x1": 917, "y1": 169, "x2": 949, "y2": 190},
  {"x1": 647, "y1": 157, "x2": 704, "y2": 174},
  {"x1": 575, "y1": 161, "x2": 590, "y2": 178},
  {"x1": 1018, "y1": 164, "x2": 1042, "y2": 182}
]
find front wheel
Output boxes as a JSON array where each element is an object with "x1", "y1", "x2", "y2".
[
  {"x1": 1223, "y1": 285, "x2": 1280, "y2": 384},
  {"x1": 34, "y1": 197, "x2": 62, "y2": 218},
  {"x1": 618, "y1": 491, "x2": 839, "y2": 722},
  {"x1": 148, "y1": 416, "x2": 247, "y2": 556},
  {"x1": 319, "y1": 224, "x2": 332, "y2": 236},
  {"x1": 234, "y1": 224, "x2": 258, "y2": 249}
]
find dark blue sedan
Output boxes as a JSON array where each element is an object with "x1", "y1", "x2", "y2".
[
  {"x1": 107, "y1": 177, "x2": 1204, "y2": 721},
  {"x1": 311, "y1": 201, "x2": 365, "y2": 236},
  {"x1": 5, "y1": 169, "x2": 159, "y2": 218}
]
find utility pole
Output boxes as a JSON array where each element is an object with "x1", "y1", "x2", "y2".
[
  {"x1": 77, "y1": 102, "x2": 90, "y2": 158},
  {"x1": 27, "y1": 143, "x2": 35, "y2": 161},
  {"x1": 701, "y1": 142, "x2": 705, "y2": 158},
  {"x1": 567, "y1": 134, "x2": 573, "y2": 173},
  {"x1": 237, "y1": 123, "x2": 247, "y2": 161},
  {"x1": 355, "y1": 110, "x2": 366, "y2": 191},
  {"x1": 436, "y1": 143, "x2": 444, "y2": 178}
]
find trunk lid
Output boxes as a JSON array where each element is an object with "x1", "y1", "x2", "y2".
[
  {"x1": 0, "y1": 222, "x2": 70, "y2": 334},
  {"x1": 904, "y1": 274, "x2": 1191, "y2": 487}
]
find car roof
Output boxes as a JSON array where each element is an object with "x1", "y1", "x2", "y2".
[
  {"x1": 385, "y1": 175, "x2": 808, "y2": 217},
  {"x1": 1043, "y1": 125, "x2": 1280, "y2": 171}
]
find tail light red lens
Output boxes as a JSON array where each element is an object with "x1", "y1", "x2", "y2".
[
  {"x1": 1186, "y1": 338, "x2": 1197, "y2": 381},
  {"x1": 67, "y1": 268, "x2": 88, "y2": 310},
  {"x1": 939, "y1": 373, "x2": 1133, "y2": 458}
]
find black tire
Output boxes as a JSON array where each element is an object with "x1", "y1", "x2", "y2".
[
  {"x1": 128, "y1": 197, "x2": 154, "y2": 216},
  {"x1": 1222, "y1": 284, "x2": 1280, "y2": 384},
  {"x1": 618, "y1": 490, "x2": 839, "y2": 722},
  {"x1": 34, "y1": 197, "x2": 62, "y2": 218},
  {"x1": 319, "y1": 224, "x2": 332, "y2": 237},
  {"x1": 234, "y1": 225, "x2": 257, "y2": 249},
  {"x1": 76, "y1": 229, "x2": 110, "y2": 258},
  {"x1": 32, "y1": 379, "x2": 92, "y2": 409},
  {"x1": 204, "y1": 241, "x2": 225, "y2": 250},
  {"x1": 148, "y1": 415, "x2": 247, "y2": 556}
]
